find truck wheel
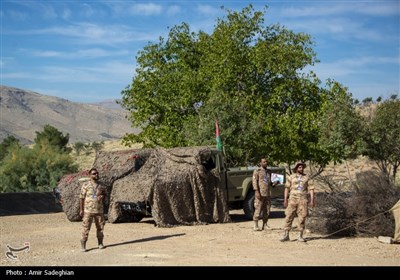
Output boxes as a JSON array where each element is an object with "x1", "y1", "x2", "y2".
[
  {"x1": 243, "y1": 190, "x2": 255, "y2": 220},
  {"x1": 131, "y1": 213, "x2": 145, "y2": 222}
]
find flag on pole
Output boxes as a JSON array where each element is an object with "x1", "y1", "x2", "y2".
[{"x1": 215, "y1": 116, "x2": 223, "y2": 151}]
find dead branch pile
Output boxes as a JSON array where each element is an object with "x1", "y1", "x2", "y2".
[
  {"x1": 307, "y1": 192, "x2": 355, "y2": 236},
  {"x1": 308, "y1": 170, "x2": 399, "y2": 237},
  {"x1": 348, "y1": 171, "x2": 399, "y2": 237}
]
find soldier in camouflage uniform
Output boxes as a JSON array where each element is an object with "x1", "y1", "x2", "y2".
[
  {"x1": 252, "y1": 158, "x2": 278, "y2": 231},
  {"x1": 280, "y1": 162, "x2": 314, "y2": 242},
  {"x1": 79, "y1": 168, "x2": 107, "y2": 252}
]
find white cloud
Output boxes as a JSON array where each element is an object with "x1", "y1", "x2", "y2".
[
  {"x1": 3, "y1": 59, "x2": 135, "y2": 87},
  {"x1": 284, "y1": 17, "x2": 386, "y2": 42},
  {"x1": 0, "y1": 56, "x2": 14, "y2": 68},
  {"x1": 2, "y1": 72, "x2": 32, "y2": 79},
  {"x1": 129, "y1": 3, "x2": 162, "y2": 16},
  {"x1": 167, "y1": 5, "x2": 181, "y2": 16},
  {"x1": 311, "y1": 55, "x2": 399, "y2": 80},
  {"x1": 7, "y1": 10, "x2": 29, "y2": 21},
  {"x1": 196, "y1": 4, "x2": 221, "y2": 17},
  {"x1": 21, "y1": 23, "x2": 158, "y2": 46},
  {"x1": 22, "y1": 48, "x2": 130, "y2": 59},
  {"x1": 62, "y1": 8, "x2": 71, "y2": 20},
  {"x1": 41, "y1": 4, "x2": 57, "y2": 20},
  {"x1": 281, "y1": 2, "x2": 399, "y2": 17}
]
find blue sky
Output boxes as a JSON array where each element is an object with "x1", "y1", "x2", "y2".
[{"x1": 1, "y1": 0, "x2": 399, "y2": 103}]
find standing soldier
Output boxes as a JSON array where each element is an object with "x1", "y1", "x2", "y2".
[
  {"x1": 280, "y1": 162, "x2": 314, "y2": 242},
  {"x1": 79, "y1": 168, "x2": 107, "y2": 252},
  {"x1": 252, "y1": 158, "x2": 277, "y2": 231}
]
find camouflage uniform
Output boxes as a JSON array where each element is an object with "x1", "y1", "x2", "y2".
[
  {"x1": 80, "y1": 181, "x2": 106, "y2": 241},
  {"x1": 283, "y1": 173, "x2": 314, "y2": 231},
  {"x1": 252, "y1": 167, "x2": 272, "y2": 223}
]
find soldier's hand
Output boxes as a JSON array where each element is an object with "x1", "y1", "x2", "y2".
[
  {"x1": 283, "y1": 200, "x2": 288, "y2": 208},
  {"x1": 255, "y1": 191, "x2": 261, "y2": 200},
  {"x1": 309, "y1": 200, "x2": 314, "y2": 208},
  {"x1": 79, "y1": 210, "x2": 84, "y2": 217}
]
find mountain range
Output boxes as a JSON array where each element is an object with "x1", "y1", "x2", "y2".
[{"x1": 0, "y1": 85, "x2": 138, "y2": 144}]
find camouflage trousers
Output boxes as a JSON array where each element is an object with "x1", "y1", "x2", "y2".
[
  {"x1": 283, "y1": 197, "x2": 308, "y2": 231},
  {"x1": 253, "y1": 196, "x2": 271, "y2": 222},
  {"x1": 81, "y1": 213, "x2": 105, "y2": 241}
]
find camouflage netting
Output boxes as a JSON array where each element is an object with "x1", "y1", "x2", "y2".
[
  {"x1": 58, "y1": 148, "x2": 149, "y2": 221},
  {"x1": 58, "y1": 170, "x2": 90, "y2": 221},
  {"x1": 151, "y1": 147, "x2": 229, "y2": 226},
  {"x1": 109, "y1": 147, "x2": 231, "y2": 226},
  {"x1": 59, "y1": 146, "x2": 231, "y2": 227},
  {"x1": 308, "y1": 171, "x2": 400, "y2": 237}
]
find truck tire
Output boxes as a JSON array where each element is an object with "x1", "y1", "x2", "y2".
[{"x1": 243, "y1": 189, "x2": 255, "y2": 220}]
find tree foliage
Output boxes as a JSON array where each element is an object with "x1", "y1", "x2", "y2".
[
  {"x1": 0, "y1": 135, "x2": 20, "y2": 162},
  {"x1": 35, "y1": 124, "x2": 71, "y2": 153},
  {"x1": 317, "y1": 80, "x2": 364, "y2": 166},
  {"x1": 363, "y1": 99, "x2": 400, "y2": 181},
  {"x1": 73, "y1": 141, "x2": 85, "y2": 156},
  {"x1": 120, "y1": 5, "x2": 359, "y2": 169},
  {"x1": 0, "y1": 126, "x2": 78, "y2": 192}
]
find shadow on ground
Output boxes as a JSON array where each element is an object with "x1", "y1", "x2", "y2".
[
  {"x1": 104, "y1": 233, "x2": 186, "y2": 249},
  {"x1": 230, "y1": 210, "x2": 285, "y2": 223}
]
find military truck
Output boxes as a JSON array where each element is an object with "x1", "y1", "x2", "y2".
[
  {"x1": 116, "y1": 148, "x2": 286, "y2": 221},
  {"x1": 209, "y1": 148, "x2": 286, "y2": 220},
  {"x1": 57, "y1": 147, "x2": 285, "y2": 223}
]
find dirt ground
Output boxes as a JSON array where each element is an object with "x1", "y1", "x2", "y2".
[{"x1": 1, "y1": 207, "x2": 399, "y2": 267}]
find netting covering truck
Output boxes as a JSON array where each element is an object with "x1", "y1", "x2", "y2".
[{"x1": 57, "y1": 146, "x2": 285, "y2": 225}]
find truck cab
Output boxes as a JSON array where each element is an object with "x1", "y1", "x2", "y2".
[{"x1": 210, "y1": 149, "x2": 286, "y2": 219}]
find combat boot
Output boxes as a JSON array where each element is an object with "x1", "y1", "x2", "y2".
[
  {"x1": 98, "y1": 237, "x2": 105, "y2": 249},
  {"x1": 261, "y1": 221, "x2": 270, "y2": 230},
  {"x1": 297, "y1": 230, "x2": 306, "y2": 242},
  {"x1": 80, "y1": 240, "x2": 87, "y2": 252},
  {"x1": 280, "y1": 230, "x2": 289, "y2": 242},
  {"x1": 253, "y1": 220, "x2": 261, "y2": 231}
]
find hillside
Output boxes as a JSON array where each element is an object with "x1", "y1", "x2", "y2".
[{"x1": 0, "y1": 85, "x2": 138, "y2": 144}]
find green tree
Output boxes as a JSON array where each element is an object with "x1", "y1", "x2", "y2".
[
  {"x1": 0, "y1": 145, "x2": 34, "y2": 192},
  {"x1": 362, "y1": 97, "x2": 373, "y2": 105},
  {"x1": 0, "y1": 135, "x2": 20, "y2": 162},
  {"x1": 31, "y1": 142, "x2": 78, "y2": 191},
  {"x1": 121, "y1": 5, "x2": 332, "y2": 167},
  {"x1": 316, "y1": 80, "x2": 364, "y2": 168},
  {"x1": 34, "y1": 124, "x2": 71, "y2": 153},
  {"x1": 363, "y1": 99, "x2": 400, "y2": 181},
  {"x1": 73, "y1": 142, "x2": 85, "y2": 156},
  {"x1": 0, "y1": 127, "x2": 78, "y2": 193}
]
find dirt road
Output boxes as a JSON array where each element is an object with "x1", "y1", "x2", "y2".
[{"x1": 1, "y1": 208, "x2": 399, "y2": 267}]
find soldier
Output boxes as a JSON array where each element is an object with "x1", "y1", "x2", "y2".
[
  {"x1": 252, "y1": 158, "x2": 278, "y2": 231},
  {"x1": 280, "y1": 162, "x2": 314, "y2": 242},
  {"x1": 79, "y1": 168, "x2": 107, "y2": 252}
]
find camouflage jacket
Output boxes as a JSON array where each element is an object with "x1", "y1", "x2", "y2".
[
  {"x1": 80, "y1": 181, "x2": 106, "y2": 214},
  {"x1": 285, "y1": 173, "x2": 314, "y2": 199},
  {"x1": 252, "y1": 167, "x2": 272, "y2": 197}
]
